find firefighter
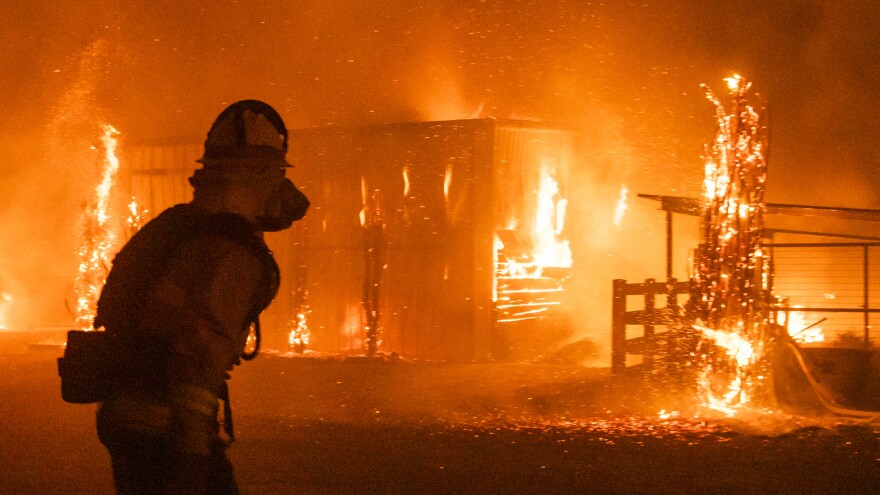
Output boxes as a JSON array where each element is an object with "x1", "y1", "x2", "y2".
[{"x1": 94, "y1": 100, "x2": 308, "y2": 494}]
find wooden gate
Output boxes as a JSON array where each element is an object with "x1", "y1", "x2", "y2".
[{"x1": 611, "y1": 278, "x2": 691, "y2": 375}]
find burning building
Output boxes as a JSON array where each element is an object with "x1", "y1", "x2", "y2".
[{"x1": 124, "y1": 118, "x2": 579, "y2": 362}]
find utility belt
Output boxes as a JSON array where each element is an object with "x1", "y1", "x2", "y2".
[
  {"x1": 59, "y1": 328, "x2": 239, "y2": 444},
  {"x1": 100, "y1": 394, "x2": 174, "y2": 436},
  {"x1": 99, "y1": 383, "x2": 237, "y2": 444}
]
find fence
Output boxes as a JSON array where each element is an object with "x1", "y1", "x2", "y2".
[
  {"x1": 611, "y1": 278, "x2": 691, "y2": 375},
  {"x1": 611, "y1": 243, "x2": 880, "y2": 375}
]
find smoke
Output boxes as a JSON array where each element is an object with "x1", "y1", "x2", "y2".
[
  {"x1": 2, "y1": 1, "x2": 878, "y2": 333},
  {"x1": 0, "y1": 38, "x2": 128, "y2": 330}
]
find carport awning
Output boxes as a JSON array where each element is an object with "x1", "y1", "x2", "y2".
[{"x1": 638, "y1": 194, "x2": 880, "y2": 223}]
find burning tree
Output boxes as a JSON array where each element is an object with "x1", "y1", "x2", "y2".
[
  {"x1": 692, "y1": 75, "x2": 772, "y2": 413},
  {"x1": 73, "y1": 124, "x2": 124, "y2": 331}
]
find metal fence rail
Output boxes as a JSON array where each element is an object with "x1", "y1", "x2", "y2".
[{"x1": 769, "y1": 242, "x2": 880, "y2": 347}]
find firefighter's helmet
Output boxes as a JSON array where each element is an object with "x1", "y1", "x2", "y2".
[{"x1": 198, "y1": 100, "x2": 290, "y2": 166}]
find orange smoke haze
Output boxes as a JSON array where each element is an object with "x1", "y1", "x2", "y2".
[{"x1": 1, "y1": 2, "x2": 878, "y2": 344}]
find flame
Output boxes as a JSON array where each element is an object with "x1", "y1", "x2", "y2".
[
  {"x1": 95, "y1": 126, "x2": 120, "y2": 224},
  {"x1": 613, "y1": 184, "x2": 628, "y2": 226},
  {"x1": 695, "y1": 324, "x2": 757, "y2": 416},
  {"x1": 532, "y1": 161, "x2": 572, "y2": 268},
  {"x1": 73, "y1": 124, "x2": 122, "y2": 331},
  {"x1": 724, "y1": 73, "x2": 752, "y2": 95},
  {"x1": 695, "y1": 324, "x2": 756, "y2": 369},
  {"x1": 287, "y1": 309, "x2": 311, "y2": 351},
  {"x1": 495, "y1": 162, "x2": 572, "y2": 280},
  {"x1": 724, "y1": 74, "x2": 743, "y2": 93},
  {"x1": 702, "y1": 374, "x2": 749, "y2": 417},
  {"x1": 657, "y1": 409, "x2": 679, "y2": 420},
  {"x1": 0, "y1": 292, "x2": 12, "y2": 331},
  {"x1": 494, "y1": 159, "x2": 571, "y2": 323},
  {"x1": 443, "y1": 163, "x2": 453, "y2": 202},
  {"x1": 359, "y1": 176, "x2": 368, "y2": 226},
  {"x1": 126, "y1": 198, "x2": 148, "y2": 236},
  {"x1": 782, "y1": 307, "x2": 825, "y2": 344},
  {"x1": 402, "y1": 166, "x2": 411, "y2": 198}
]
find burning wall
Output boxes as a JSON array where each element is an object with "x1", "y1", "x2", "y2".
[{"x1": 279, "y1": 119, "x2": 578, "y2": 361}]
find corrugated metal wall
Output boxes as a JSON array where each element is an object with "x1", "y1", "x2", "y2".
[
  {"x1": 282, "y1": 120, "x2": 497, "y2": 361},
  {"x1": 125, "y1": 141, "x2": 201, "y2": 214},
  {"x1": 770, "y1": 243, "x2": 880, "y2": 345}
]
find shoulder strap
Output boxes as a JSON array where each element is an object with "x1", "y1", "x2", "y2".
[{"x1": 96, "y1": 204, "x2": 281, "y2": 361}]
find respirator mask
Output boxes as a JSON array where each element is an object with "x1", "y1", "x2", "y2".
[
  {"x1": 194, "y1": 99, "x2": 310, "y2": 232},
  {"x1": 255, "y1": 176, "x2": 309, "y2": 232}
]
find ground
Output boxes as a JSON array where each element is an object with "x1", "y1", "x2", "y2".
[{"x1": 1, "y1": 331, "x2": 878, "y2": 494}]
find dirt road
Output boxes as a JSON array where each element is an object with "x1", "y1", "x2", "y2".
[{"x1": 1, "y1": 334, "x2": 877, "y2": 494}]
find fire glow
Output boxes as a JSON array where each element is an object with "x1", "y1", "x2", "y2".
[
  {"x1": 73, "y1": 124, "x2": 121, "y2": 331},
  {"x1": 782, "y1": 308, "x2": 825, "y2": 344},
  {"x1": 0, "y1": 292, "x2": 12, "y2": 331},
  {"x1": 359, "y1": 176, "x2": 385, "y2": 356}
]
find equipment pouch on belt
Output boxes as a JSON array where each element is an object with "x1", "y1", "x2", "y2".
[{"x1": 58, "y1": 329, "x2": 116, "y2": 404}]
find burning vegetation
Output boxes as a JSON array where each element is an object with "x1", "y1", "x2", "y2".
[
  {"x1": 692, "y1": 74, "x2": 771, "y2": 414},
  {"x1": 73, "y1": 124, "x2": 122, "y2": 331},
  {"x1": 611, "y1": 75, "x2": 880, "y2": 421}
]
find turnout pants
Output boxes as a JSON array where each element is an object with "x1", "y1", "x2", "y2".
[{"x1": 98, "y1": 410, "x2": 238, "y2": 495}]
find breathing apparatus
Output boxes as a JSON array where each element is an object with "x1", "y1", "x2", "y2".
[{"x1": 190, "y1": 100, "x2": 309, "y2": 231}]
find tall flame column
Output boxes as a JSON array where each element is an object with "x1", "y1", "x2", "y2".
[
  {"x1": 73, "y1": 124, "x2": 122, "y2": 331},
  {"x1": 693, "y1": 75, "x2": 771, "y2": 412}
]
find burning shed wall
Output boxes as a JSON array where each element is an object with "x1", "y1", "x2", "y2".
[{"x1": 126, "y1": 119, "x2": 577, "y2": 362}]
